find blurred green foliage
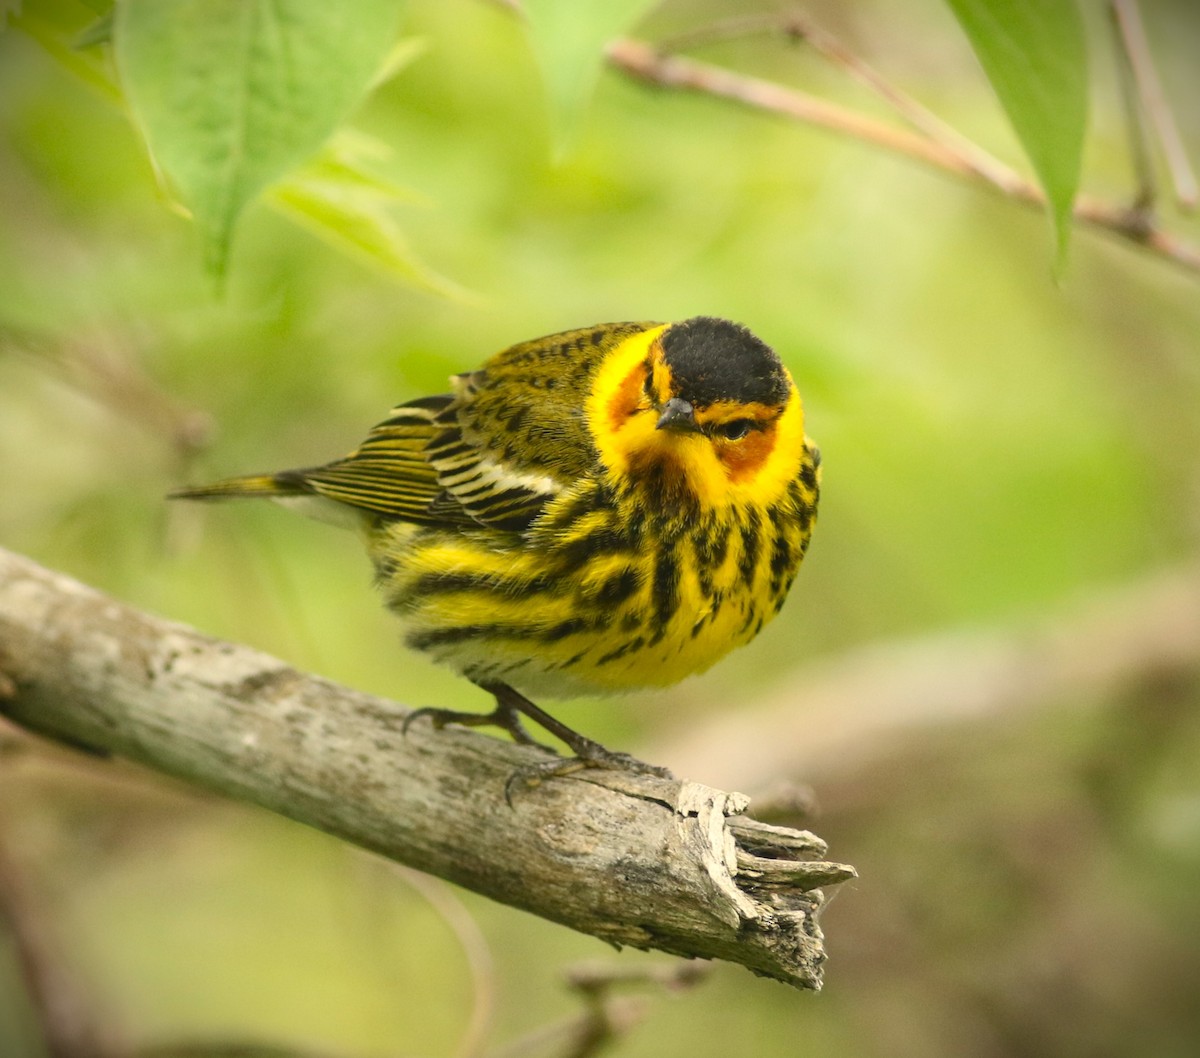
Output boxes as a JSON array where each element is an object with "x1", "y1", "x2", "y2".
[{"x1": 2, "y1": 0, "x2": 1200, "y2": 1056}]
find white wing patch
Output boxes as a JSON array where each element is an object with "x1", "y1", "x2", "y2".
[{"x1": 439, "y1": 457, "x2": 564, "y2": 498}]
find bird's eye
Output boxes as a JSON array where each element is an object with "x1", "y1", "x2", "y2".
[{"x1": 715, "y1": 419, "x2": 754, "y2": 441}]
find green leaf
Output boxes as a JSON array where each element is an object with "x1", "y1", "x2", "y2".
[
  {"x1": 9, "y1": 2, "x2": 121, "y2": 102},
  {"x1": 114, "y1": 0, "x2": 405, "y2": 278},
  {"x1": 521, "y1": 0, "x2": 658, "y2": 154},
  {"x1": 73, "y1": 8, "x2": 112, "y2": 49},
  {"x1": 286, "y1": 129, "x2": 429, "y2": 205},
  {"x1": 944, "y1": 0, "x2": 1088, "y2": 267},
  {"x1": 367, "y1": 34, "x2": 429, "y2": 92},
  {"x1": 267, "y1": 134, "x2": 477, "y2": 303}
]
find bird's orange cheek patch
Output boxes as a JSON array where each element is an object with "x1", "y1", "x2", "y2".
[
  {"x1": 719, "y1": 428, "x2": 775, "y2": 483},
  {"x1": 607, "y1": 363, "x2": 647, "y2": 433}
]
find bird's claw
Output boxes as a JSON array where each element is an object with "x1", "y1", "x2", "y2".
[
  {"x1": 400, "y1": 705, "x2": 453, "y2": 735},
  {"x1": 401, "y1": 703, "x2": 550, "y2": 748},
  {"x1": 403, "y1": 683, "x2": 672, "y2": 807}
]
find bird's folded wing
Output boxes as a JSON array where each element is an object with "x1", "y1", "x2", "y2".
[
  {"x1": 299, "y1": 396, "x2": 468, "y2": 524},
  {"x1": 300, "y1": 394, "x2": 564, "y2": 532},
  {"x1": 302, "y1": 322, "x2": 658, "y2": 531}
]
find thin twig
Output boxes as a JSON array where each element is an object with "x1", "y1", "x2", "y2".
[
  {"x1": 610, "y1": 38, "x2": 1008, "y2": 184},
  {"x1": 486, "y1": 999, "x2": 643, "y2": 1058},
  {"x1": 606, "y1": 38, "x2": 1200, "y2": 276},
  {"x1": 487, "y1": 961, "x2": 709, "y2": 1058},
  {"x1": 390, "y1": 866, "x2": 498, "y2": 1058},
  {"x1": 658, "y1": 12, "x2": 1024, "y2": 192},
  {"x1": 0, "y1": 326, "x2": 214, "y2": 467},
  {"x1": 1109, "y1": 2, "x2": 1160, "y2": 214},
  {"x1": 564, "y1": 960, "x2": 711, "y2": 995},
  {"x1": 1111, "y1": 0, "x2": 1198, "y2": 211},
  {"x1": 0, "y1": 818, "x2": 115, "y2": 1058},
  {"x1": 134, "y1": 1041, "x2": 348, "y2": 1057}
]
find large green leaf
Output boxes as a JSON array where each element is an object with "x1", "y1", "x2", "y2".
[
  {"x1": 114, "y1": 0, "x2": 404, "y2": 277},
  {"x1": 522, "y1": 0, "x2": 659, "y2": 152},
  {"x1": 944, "y1": 0, "x2": 1088, "y2": 266}
]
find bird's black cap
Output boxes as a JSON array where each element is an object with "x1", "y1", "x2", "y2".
[{"x1": 660, "y1": 317, "x2": 788, "y2": 409}]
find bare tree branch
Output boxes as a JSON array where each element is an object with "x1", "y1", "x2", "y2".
[
  {"x1": 606, "y1": 38, "x2": 1200, "y2": 276},
  {"x1": 0, "y1": 547, "x2": 854, "y2": 991}
]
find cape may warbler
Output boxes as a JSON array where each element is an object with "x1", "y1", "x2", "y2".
[{"x1": 172, "y1": 317, "x2": 819, "y2": 779}]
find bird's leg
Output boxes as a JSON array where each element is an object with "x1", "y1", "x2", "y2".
[
  {"x1": 403, "y1": 680, "x2": 674, "y2": 798},
  {"x1": 401, "y1": 693, "x2": 548, "y2": 748},
  {"x1": 477, "y1": 680, "x2": 674, "y2": 801}
]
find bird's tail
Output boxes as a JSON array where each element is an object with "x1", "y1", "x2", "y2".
[{"x1": 168, "y1": 470, "x2": 312, "y2": 502}]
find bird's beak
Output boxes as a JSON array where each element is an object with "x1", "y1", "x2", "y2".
[{"x1": 655, "y1": 397, "x2": 700, "y2": 433}]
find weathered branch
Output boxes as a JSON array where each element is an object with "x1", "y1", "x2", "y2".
[{"x1": 0, "y1": 547, "x2": 854, "y2": 991}]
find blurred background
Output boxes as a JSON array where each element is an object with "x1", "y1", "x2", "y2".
[{"x1": 2, "y1": 0, "x2": 1199, "y2": 1056}]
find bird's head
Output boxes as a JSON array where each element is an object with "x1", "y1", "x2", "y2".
[{"x1": 586, "y1": 316, "x2": 808, "y2": 510}]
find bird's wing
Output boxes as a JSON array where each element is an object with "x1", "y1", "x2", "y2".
[
  {"x1": 420, "y1": 376, "x2": 569, "y2": 531},
  {"x1": 296, "y1": 396, "x2": 471, "y2": 525},
  {"x1": 295, "y1": 322, "x2": 661, "y2": 532},
  {"x1": 301, "y1": 390, "x2": 566, "y2": 532},
  {"x1": 422, "y1": 321, "x2": 659, "y2": 530}
]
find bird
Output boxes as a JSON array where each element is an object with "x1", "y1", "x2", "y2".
[{"x1": 171, "y1": 316, "x2": 820, "y2": 786}]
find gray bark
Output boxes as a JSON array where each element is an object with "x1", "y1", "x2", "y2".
[{"x1": 0, "y1": 547, "x2": 854, "y2": 989}]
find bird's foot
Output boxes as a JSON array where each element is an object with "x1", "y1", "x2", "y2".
[
  {"x1": 413, "y1": 680, "x2": 673, "y2": 804},
  {"x1": 402, "y1": 701, "x2": 551, "y2": 750}
]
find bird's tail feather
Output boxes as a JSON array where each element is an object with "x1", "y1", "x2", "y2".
[{"x1": 168, "y1": 470, "x2": 312, "y2": 502}]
